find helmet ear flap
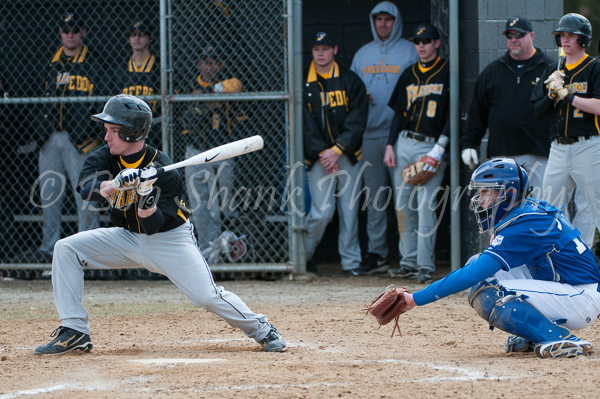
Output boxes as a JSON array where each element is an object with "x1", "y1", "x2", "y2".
[{"x1": 555, "y1": 34, "x2": 562, "y2": 47}]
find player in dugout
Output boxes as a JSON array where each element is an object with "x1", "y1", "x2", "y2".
[
  {"x1": 398, "y1": 158, "x2": 600, "y2": 358},
  {"x1": 34, "y1": 94, "x2": 286, "y2": 355}
]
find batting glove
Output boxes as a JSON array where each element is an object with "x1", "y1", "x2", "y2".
[
  {"x1": 461, "y1": 148, "x2": 479, "y2": 170},
  {"x1": 112, "y1": 168, "x2": 141, "y2": 190},
  {"x1": 136, "y1": 167, "x2": 158, "y2": 197},
  {"x1": 544, "y1": 70, "x2": 565, "y2": 89},
  {"x1": 423, "y1": 144, "x2": 444, "y2": 172}
]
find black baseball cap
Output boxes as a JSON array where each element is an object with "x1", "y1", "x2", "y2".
[
  {"x1": 312, "y1": 31, "x2": 336, "y2": 47},
  {"x1": 199, "y1": 45, "x2": 220, "y2": 60},
  {"x1": 127, "y1": 20, "x2": 152, "y2": 37},
  {"x1": 409, "y1": 23, "x2": 440, "y2": 41},
  {"x1": 503, "y1": 17, "x2": 532, "y2": 34},
  {"x1": 60, "y1": 12, "x2": 84, "y2": 30}
]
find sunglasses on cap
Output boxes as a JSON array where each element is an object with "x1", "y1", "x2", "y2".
[
  {"x1": 505, "y1": 31, "x2": 527, "y2": 39},
  {"x1": 61, "y1": 26, "x2": 81, "y2": 34},
  {"x1": 413, "y1": 38, "x2": 432, "y2": 45}
]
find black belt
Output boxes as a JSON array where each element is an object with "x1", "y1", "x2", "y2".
[
  {"x1": 402, "y1": 131, "x2": 436, "y2": 143},
  {"x1": 553, "y1": 136, "x2": 591, "y2": 145}
]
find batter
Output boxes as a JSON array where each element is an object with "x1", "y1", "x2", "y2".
[{"x1": 34, "y1": 95, "x2": 286, "y2": 355}]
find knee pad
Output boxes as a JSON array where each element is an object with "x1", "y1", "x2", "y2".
[{"x1": 467, "y1": 279, "x2": 504, "y2": 322}]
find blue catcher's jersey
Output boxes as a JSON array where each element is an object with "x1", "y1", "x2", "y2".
[{"x1": 484, "y1": 199, "x2": 600, "y2": 286}]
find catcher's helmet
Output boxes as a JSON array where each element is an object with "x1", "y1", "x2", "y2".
[
  {"x1": 552, "y1": 13, "x2": 592, "y2": 48},
  {"x1": 91, "y1": 94, "x2": 152, "y2": 143},
  {"x1": 468, "y1": 158, "x2": 530, "y2": 233}
]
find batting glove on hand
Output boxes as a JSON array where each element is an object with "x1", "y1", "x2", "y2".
[
  {"x1": 544, "y1": 70, "x2": 565, "y2": 89},
  {"x1": 461, "y1": 148, "x2": 479, "y2": 170},
  {"x1": 423, "y1": 144, "x2": 445, "y2": 172},
  {"x1": 136, "y1": 167, "x2": 158, "y2": 197},
  {"x1": 112, "y1": 168, "x2": 141, "y2": 190}
]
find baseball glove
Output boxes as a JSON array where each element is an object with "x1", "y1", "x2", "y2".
[
  {"x1": 402, "y1": 155, "x2": 440, "y2": 186},
  {"x1": 365, "y1": 285, "x2": 409, "y2": 337}
]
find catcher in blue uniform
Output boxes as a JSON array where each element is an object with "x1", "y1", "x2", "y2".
[{"x1": 397, "y1": 158, "x2": 600, "y2": 358}]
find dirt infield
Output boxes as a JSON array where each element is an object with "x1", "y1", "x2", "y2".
[{"x1": 1, "y1": 267, "x2": 600, "y2": 398}]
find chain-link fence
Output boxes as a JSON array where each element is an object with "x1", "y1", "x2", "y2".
[{"x1": 0, "y1": 0, "x2": 297, "y2": 277}]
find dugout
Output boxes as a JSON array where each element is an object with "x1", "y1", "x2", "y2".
[{"x1": 303, "y1": 0, "x2": 564, "y2": 270}]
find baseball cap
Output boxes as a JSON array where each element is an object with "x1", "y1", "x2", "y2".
[
  {"x1": 503, "y1": 17, "x2": 532, "y2": 34},
  {"x1": 127, "y1": 20, "x2": 152, "y2": 37},
  {"x1": 312, "y1": 31, "x2": 336, "y2": 47},
  {"x1": 409, "y1": 23, "x2": 440, "y2": 41},
  {"x1": 60, "y1": 12, "x2": 84, "y2": 30},
  {"x1": 199, "y1": 45, "x2": 220, "y2": 60}
]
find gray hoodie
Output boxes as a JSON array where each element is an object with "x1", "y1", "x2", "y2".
[{"x1": 350, "y1": 1, "x2": 418, "y2": 140}]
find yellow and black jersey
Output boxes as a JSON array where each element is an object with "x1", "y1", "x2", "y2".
[
  {"x1": 43, "y1": 45, "x2": 100, "y2": 147},
  {"x1": 388, "y1": 57, "x2": 449, "y2": 139},
  {"x1": 78, "y1": 144, "x2": 190, "y2": 234},
  {"x1": 120, "y1": 54, "x2": 160, "y2": 113},
  {"x1": 533, "y1": 54, "x2": 600, "y2": 139}
]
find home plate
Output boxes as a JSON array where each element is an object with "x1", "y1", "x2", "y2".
[{"x1": 130, "y1": 358, "x2": 225, "y2": 365}]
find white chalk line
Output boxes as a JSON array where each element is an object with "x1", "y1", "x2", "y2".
[{"x1": 129, "y1": 358, "x2": 225, "y2": 365}]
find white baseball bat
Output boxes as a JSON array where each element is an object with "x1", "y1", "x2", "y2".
[{"x1": 156, "y1": 135, "x2": 264, "y2": 175}]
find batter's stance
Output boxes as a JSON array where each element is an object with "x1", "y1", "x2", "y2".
[
  {"x1": 398, "y1": 158, "x2": 600, "y2": 358},
  {"x1": 34, "y1": 94, "x2": 286, "y2": 355}
]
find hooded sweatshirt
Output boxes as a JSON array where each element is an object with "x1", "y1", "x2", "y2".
[{"x1": 350, "y1": 1, "x2": 418, "y2": 140}]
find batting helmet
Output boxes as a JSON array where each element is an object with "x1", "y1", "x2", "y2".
[
  {"x1": 552, "y1": 13, "x2": 592, "y2": 48},
  {"x1": 468, "y1": 158, "x2": 530, "y2": 233},
  {"x1": 91, "y1": 94, "x2": 152, "y2": 143}
]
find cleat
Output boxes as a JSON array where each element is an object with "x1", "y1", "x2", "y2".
[
  {"x1": 534, "y1": 336, "x2": 593, "y2": 359},
  {"x1": 259, "y1": 326, "x2": 286, "y2": 352},
  {"x1": 342, "y1": 268, "x2": 361, "y2": 276},
  {"x1": 505, "y1": 335, "x2": 534, "y2": 353},
  {"x1": 388, "y1": 266, "x2": 418, "y2": 278},
  {"x1": 34, "y1": 327, "x2": 93, "y2": 356},
  {"x1": 358, "y1": 253, "x2": 390, "y2": 275},
  {"x1": 416, "y1": 268, "x2": 433, "y2": 283}
]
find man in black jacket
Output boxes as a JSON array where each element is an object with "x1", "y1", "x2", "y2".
[
  {"x1": 303, "y1": 32, "x2": 369, "y2": 275},
  {"x1": 461, "y1": 17, "x2": 553, "y2": 196}
]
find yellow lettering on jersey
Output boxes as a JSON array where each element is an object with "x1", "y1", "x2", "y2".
[
  {"x1": 63, "y1": 74, "x2": 92, "y2": 93},
  {"x1": 328, "y1": 92, "x2": 337, "y2": 107},
  {"x1": 110, "y1": 190, "x2": 138, "y2": 210},
  {"x1": 565, "y1": 82, "x2": 588, "y2": 95},
  {"x1": 406, "y1": 83, "x2": 444, "y2": 109},
  {"x1": 212, "y1": 113, "x2": 220, "y2": 130}
]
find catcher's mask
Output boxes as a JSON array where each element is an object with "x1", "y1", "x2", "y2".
[
  {"x1": 468, "y1": 158, "x2": 530, "y2": 233},
  {"x1": 91, "y1": 94, "x2": 152, "y2": 143},
  {"x1": 552, "y1": 13, "x2": 592, "y2": 48}
]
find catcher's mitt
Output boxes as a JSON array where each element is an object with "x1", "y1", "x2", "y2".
[
  {"x1": 402, "y1": 155, "x2": 440, "y2": 186},
  {"x1": 365, "y1": 285, "x2": 409, "y2": 337}
]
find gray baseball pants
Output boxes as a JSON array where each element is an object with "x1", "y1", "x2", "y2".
[
  {"x1": 305, "y1": 155, "x2": 361, "y2": 270},
  {"x1": 390, "y1": 134, "x2": 446, "y2": 272},
  {"x1": 542, "y1": 136, "x2": 600, "y2": 248},
  {"x1": 51, "y1": 220, "x2": 273, "y2": 341},
  {"x1": 360, "y1": 137, "x2": 392, "y2": 259}
]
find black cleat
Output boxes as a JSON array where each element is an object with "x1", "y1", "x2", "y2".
[{"x1": 34, "y1": 326, "x2": 93, "y2": 356}]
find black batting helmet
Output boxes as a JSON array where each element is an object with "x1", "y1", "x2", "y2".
[
  {"x1": 552, "y1": 13, "x2": 592, "y2": 48},
  {"x1": 91, "y1": 94, "x2": 152, "y2": 143}
]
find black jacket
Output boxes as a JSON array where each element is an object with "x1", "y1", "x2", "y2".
[
  {"x1": 462, "y1": 48, "x2": 554, "y2": 158},
  {"x1": 303, "y1": 61, "x2": 368, "y2": 168}
]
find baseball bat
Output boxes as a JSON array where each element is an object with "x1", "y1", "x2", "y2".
[
  {"x1": 156, "y1": 135, "x2": 264, "y2": 175},
  {"x1": 557, "y1": 47, "x2": 566, "y2": 71}
]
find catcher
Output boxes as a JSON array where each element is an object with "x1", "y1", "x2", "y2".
[
  {"x1": 370, "y1": 158, "x2": 600, "y2": 359},
  {"x1": 383, "y1": 23, "x2": 450, "y2": 283}
]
